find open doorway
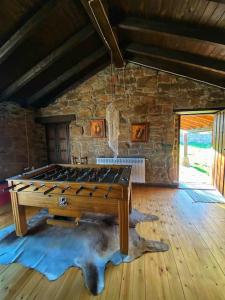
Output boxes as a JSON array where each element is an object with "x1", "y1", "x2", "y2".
[{"x1": 179, "y1": 114, "x2": 214, "y2": 189}]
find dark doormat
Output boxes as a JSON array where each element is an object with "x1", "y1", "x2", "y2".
[{"x1": 185, "y1": 189, "x2": 225, "y2": 203}]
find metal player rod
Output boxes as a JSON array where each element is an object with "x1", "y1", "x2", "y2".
[
  {"x1": 104, "y1": 172, "x2": 120, "y2": 198},
  {"x1": 63, "y1": 169, "x2": 76, "y2": 181},
  {"x1": 99, "y1": 168, "x2": 111, "y2": 182},
  {"x1": 32, "y1": 167, "x2": 60, "y2": 179},
  {"x1": 38, "y1": 170, "x2": 60, "y2": 181},
  {"x1": 51, "y1": 169, "x2": 73, "y2": 181},
  {"x1": 69, "y1": 169, "x2": 78, "y2": 178},
  {"x1": 49, "y1": 170, "x2": 65, "y2": 180},
  {"x1": 76, "y1": 168, "x2": 92, "y2": 182},
  {"x1": 44, "y1": 168, "x2": 67, "y2": 180}
]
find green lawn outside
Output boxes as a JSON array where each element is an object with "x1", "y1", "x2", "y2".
[{"x1": 179, "y1": 144, "x2": 213, "y2": 176}]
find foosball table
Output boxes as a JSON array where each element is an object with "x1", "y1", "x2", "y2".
[{"x1": 7, "y1": 164, "x2": 132, "y2": 254}]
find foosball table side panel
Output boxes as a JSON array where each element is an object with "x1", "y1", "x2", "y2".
[
  {"x1": 7, "y1": 164, "x2": 132, "y2": 255},
  {"x1": 17, "y1": 192, "x2": 120, "y2": 214}
]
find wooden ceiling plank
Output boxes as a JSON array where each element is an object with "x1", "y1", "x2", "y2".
[
  {"x1": 180, "y1": 115, "x2": 214, "y2": 130},
  {"x1": 181, "y1": 118, "x2": 212, "y2": 127},
  {"x1": 118, "y1": 17, "x2": 225, "y2": 49},
  {"x1": 0, "y1": 25, "x2": 95, "y2": 101},
  {"x1": 27, "y1": 47, "x2": 107, "y2": 105},
  {"x1": 81, "y1": 0, "x2": 124, "y2": 68},
  {"x1": 0, "y1": 0, "x2": 57, "y2": 66}
]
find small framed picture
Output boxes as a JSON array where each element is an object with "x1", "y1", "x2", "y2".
[
  {"x1": 90, "y1": 119, "x2": 106, "y2": 138},
  {"x1": 131, "y1": 122, "x2": 148, "y2": 142}
]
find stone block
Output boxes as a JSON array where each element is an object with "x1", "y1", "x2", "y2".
[
  {"x1": 134, "y1": 103, "x2": 150, "y2": 115},
  {"x1": 71, "y1": 125, "x2": 83, "y2": 136},
  {"x1": 32, "y1": 63, "x2": 225, "y2": 185}
]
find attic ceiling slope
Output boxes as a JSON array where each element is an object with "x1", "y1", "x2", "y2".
[{"x1": 0, "y1": 0, "x2": 224, "y2": 107}]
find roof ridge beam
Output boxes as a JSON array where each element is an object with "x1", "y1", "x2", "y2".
[{"x1": 81, "y1": 0, "x2": 124, "y2": 68}]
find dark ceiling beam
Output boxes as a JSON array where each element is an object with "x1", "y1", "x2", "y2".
[
  {"x1": 0, "y1": 25, "x2": 95, "y2": 101},
  {"x1": 127, "y1": 43, "x2": 225, "y2": 75},
  {"x1": 126, "y1": 43, "x2": 225, "y2": 89},
  {"x1": 210, "y1": 1, "x2": 225, "y2": 3},
  {"x1": 81, "y1": 0, "x2": 124, "y2": 68},
  {"x1": 0, "y1": 0, "x2": 57, "y2": 66},
  {"x1": 34, "y1": 57, "x2": 109, "y2": 108},
  {"x1": 118, "y1": 17, "x2": 225, "y2": 49},
  {"x1": 27, "y1": 47, "x2": 107, "y2": 106}
]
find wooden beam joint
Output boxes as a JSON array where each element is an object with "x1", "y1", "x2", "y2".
[{"x1": 81, "y1": 0, "x2": 124, "y2": 68}]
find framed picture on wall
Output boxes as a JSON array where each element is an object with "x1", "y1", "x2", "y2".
[
  {"x1": 131, "y1": 122, "x2": 148, "y2": 142},
  {"x1": 90, "y1": 119, "x2": 106, "y2": 138}
]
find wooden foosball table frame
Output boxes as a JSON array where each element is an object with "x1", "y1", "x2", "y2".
[{"x1": 7, "y1": 164, "x2": 132, "y2": 254}]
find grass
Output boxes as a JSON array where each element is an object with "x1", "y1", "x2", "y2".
[
  {"x1": 191, "y1": 163, "x2": 210, "y2": 175},
  {"x1": 179, "y1": 144, "x2": 213, "y2": 178}
]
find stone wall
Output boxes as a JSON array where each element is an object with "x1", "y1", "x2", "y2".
[
  {"x1": 0, "y1": 102, "x2": 47, "y2": 180},
  {"x1": 38, "y1": 63, "x2": 225, "y2": 185}
]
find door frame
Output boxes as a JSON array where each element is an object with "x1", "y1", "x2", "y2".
[
  {"x1": 36, "y1": 114, "x2": 75, "y2": 164},
  {"x1": 36, "y1": 114, "x2": 75, "y2": 124},
  {"x1": 175, "y1": 109, "x2": 219, "y2": 185}
]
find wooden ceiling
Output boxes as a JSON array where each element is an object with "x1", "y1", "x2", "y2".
[
  {"x1": 180, "y1": 114, "x2": 214, "y2": 130},
  {"x1": 0, "y1": 0, "x2": 225, "y2": 108}
]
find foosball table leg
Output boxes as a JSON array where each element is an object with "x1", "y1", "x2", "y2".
[
  {"x1": 118, "y1": 194, "x2": 129, "y2": 255},
  {"x1": 129, "y1": 190, "x2": 132, "y2": 214},
  {"x1": 11, "y1": 192, "x2": 28, "y2": 236}
]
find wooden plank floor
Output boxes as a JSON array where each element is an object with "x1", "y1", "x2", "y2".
[{"x1": 1, "y1": 186, "x2": 225, "y2": 300}]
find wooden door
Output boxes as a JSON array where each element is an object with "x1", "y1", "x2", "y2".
[
  {"x1": 212, "y1": 110, "x2": 225, "y2": 195},
  {"x1": 46, "y1": 123, "x2": 70, "y2": 164}
]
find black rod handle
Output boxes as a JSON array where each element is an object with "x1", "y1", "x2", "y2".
[
  {"x1": 33, "y1": 184, "x2": 45, "y2": 191},
  {"x1": 104, "y1": 186, "x2": 112, "y2": 199},
  {"x1": 17, "y1": 184, "x2": 33, "y2": 192},
  {"x1": 76, "y1": 186, "x2": 84, "y2": 195},
  {"x1": 89, "y1": 186, "x2": 97, "y2": 197},
  {"x1": 44, "y1": 185, "x2": 57, "y2": 195},
  {"x1": 61, "y1": 186, "x2": 71, "y2": 194}
]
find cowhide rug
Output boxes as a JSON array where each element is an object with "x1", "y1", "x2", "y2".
[{"x1": 0, "y1": 209, "x2": 169, "y2": 295}]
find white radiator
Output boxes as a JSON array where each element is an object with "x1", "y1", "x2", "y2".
[{"x1": 96, "y1": 157, "x2": 145, "y2": 183}]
